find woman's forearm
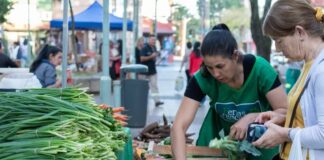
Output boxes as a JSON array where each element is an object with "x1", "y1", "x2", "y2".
[{"x1": 171, "y1": 125, "x2": 187, "y2": 160}]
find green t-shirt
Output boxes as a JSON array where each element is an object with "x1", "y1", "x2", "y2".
[{"x1": 195, "y1": 56, "x2": 279, "y2": 160}]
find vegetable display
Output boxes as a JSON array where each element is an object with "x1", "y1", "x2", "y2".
[
  {"x1": 135, "y1": 114, "x2": 194, "y2": 144},
  {"x1": 209, "y1": 130, "x2": 261, "y2": 160},
  {"x1": 0, "y1": 88, "x2": 127, "y2": 160}
]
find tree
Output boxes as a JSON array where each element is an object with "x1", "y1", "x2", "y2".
[
  {"x1": 69, "y1": 0, "x2": 80, "y2": 71},
  {"x1": 187, "y1": 18, "x2": 200, "y2": 40},
  {"x1": 221, "y1": 7, "x2": 249, "y2": 29},
  {"x1": 250, "y1": 0, "x2": 272, "y2": 61},
  {"x1": 172, "y1": 5, "x2": 191, "y2": 21},
  {"x1": 198, "y1": 0, "x2": 242, "y2": 27},
  {"x1": 37, "y1": 0, "x2": 51, "y2": 11},
  {"x1": 172, "y1": 5, "x2": 191, "y2": 56},
  {"x1": 0, "y1": 0, "x2": 13, "y2": 24}
]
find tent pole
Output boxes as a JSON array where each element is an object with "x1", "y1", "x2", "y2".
[
  {"x1": 61, "y1": 0, "x2": 69, "y2": 88},
  {"x1": 154, "y1": 0, "x2": 158, "y2": 39},
  {"x1": 132, "y1": 0, "x2": 139, "y2": 64},
  {"x1": 27, "y1": 0, "x2": 31, "y2": 67},
  {"x1": 122, "y1": 0, "x2": 128, "y2": 64},
  {"x1": 100, "y1": 0, "x2": 112, "y2": 105}
]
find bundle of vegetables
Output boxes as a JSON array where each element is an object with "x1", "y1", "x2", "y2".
[
  {"x1": 0, "y1": 88, "x2": 128, "y2": 160},
  {"x1": 135, "y1": 115, "x2": 194, "y2": 144},
  {"x1": 209, "y1": 135, "x2": 261, "y2": 160}
]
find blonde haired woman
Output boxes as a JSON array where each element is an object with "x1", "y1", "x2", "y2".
[{"x1": 253, "y1": 0, "x2": 324, "y2": 159}]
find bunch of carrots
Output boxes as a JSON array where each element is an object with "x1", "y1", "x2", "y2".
[{"x1": 98, "y1": 104, "x2": 128, "y2": 126}]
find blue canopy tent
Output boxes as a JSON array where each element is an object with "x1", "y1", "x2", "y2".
[{"x1": 50, "y1": 1, "x2": 133, "y2": 31}]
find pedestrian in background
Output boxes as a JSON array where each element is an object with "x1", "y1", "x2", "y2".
[
  {"x1": 253, "y1": 0, "x2": 324, "y2": 159},
  {"x1": 30, "y1": 44, "x2": 62, "y2": 88},
  {"x1": 0, "y1": 41, "x2": 18, "y2": 68},
  {"x1": 140, "y1": 35, "x2": 164, "y2": 107},
  {"x1": 189, "y1": 41, "x2": 202, "y2": 77},
  {"x1": 20, "y1": 39, "x2": 29, "y2": 67},
  {"x1": 179, "y1": 41, "x2": 192, "y2": 84},
  {"x1": 135, "y1": 37, "x2": 144, "y2": 64}
]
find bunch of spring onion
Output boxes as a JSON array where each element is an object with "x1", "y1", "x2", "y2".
[{"x1": 0, "y1": 88, "x2": 128, "y2": 160}]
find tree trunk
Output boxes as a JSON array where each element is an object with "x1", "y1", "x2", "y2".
[
  {"x1": 249, "y1": 0, "x2": 272, "y2": 61},
  {"x1": 69, "y1": 0, "x2": 80, "y2": 71}
]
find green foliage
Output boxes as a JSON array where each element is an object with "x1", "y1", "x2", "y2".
[
  {"x1": 0, "y1": 0, "x2": 13, "y2": 23},
  {"x1": 37, "y1": 0, "x2": 52, "y2": 11},
  {"x1": 209, "y1": 136, "x2": 261, "y2": 160},
  {"x1": 220, "y1": 7, "x2": 250, "y2": 29},
  {"x1": 172, "y1": 5, "x2": 192, "y2": 21},
  {"x1": 187, "y1": 18, "x2": 200, "y2": 40},
  {"x1": 198, "y1": 0, "x2": 243, "y2": 25}
]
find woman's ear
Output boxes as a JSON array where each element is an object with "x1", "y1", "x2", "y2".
[
  {"x1": 295, "y1": 25, "x2": 307, "y2": 41},
  {"x1": 49, "y1": 53, "x2": 55, "y2": 60},
  {"x1": 232, "y1": 50, "x2": 240, "y2": 62}
]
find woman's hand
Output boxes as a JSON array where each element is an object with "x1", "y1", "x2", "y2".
[
  {"x1": 255, "y1": 111, "x2": 286, "y2": 126},
  {"x1": 230, "y1": 113, "x2": 258, "y2": 140},
  {"x1": 55, "y1": 79, "x2": 62, "y2": 88},
  {"x1": 252, "y1": 122, "x2": 290, "y2": 148}
]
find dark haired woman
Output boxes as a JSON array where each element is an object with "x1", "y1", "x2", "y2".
[
  {"x1": 171, "y1": 24, "x2": 288, "y2": 160},
  {"x1": 30, "y1": 44, "x2": 62, "y2": 88}
]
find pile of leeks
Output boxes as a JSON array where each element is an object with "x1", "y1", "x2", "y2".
[{"x1": 0, "y1": 88, "x2": 127, "y2": 160}]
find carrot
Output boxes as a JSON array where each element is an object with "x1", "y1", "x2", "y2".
[
  {"x1": 112, "y1": 107, "x2": 125, "y2": 113},
  {"x1": 117, "y1": 121, "x2": 128, "y2": 126},
  {"x1": 98, "y1": 104, "x2": 110, "y2": 109},
  {"x1": 113, "y1": 114, "x2": 128, "y2": 121}
]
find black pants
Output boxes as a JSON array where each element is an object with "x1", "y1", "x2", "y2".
[{"x1": 185, "y1": 69, "x2": 191, "y2": 84}]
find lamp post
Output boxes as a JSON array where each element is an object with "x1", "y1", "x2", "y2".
[
  {"x1": 122, "y1": 0, "x2": 127, "y2": 65},
  {"x1": 61, "y1": 0, "x2": 69, "y2": 88},
  {"x1": 154, "y1": 0, "x2": 158, "y2": 39},
  {"x1": 132, "y1": 0, "x2": 139, "y2": 64},
  {"x1": 27, "y1": 0, "x2": 32, "y2": 68},
  {"x1": 100, "y1": 0, "x2": 112, "y2": 105}
]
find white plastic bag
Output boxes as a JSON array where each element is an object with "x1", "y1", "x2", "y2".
[
  {"x1": 0, "y1": 73, "x2": 42, "y2": 89},
  {"x1": 175, "y1": 75, "x2": 184, "y2": 92},
  {"x1": 288, "y1": 130, "x2": 307, "y2": 160}
]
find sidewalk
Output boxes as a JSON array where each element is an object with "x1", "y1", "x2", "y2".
[
  {"x1": 93, "y1": 61, "x2": 209, "y2": 142},
  {"x1": 129, "y1": 61, "x2": 209, "y2": 142}
]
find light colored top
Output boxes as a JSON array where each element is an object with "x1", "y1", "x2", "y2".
[
  {"x1": 281, "y1": 60, "x2": 313, "y2": 159},
  {"x1": 290, "y1": 49, "x2": 324, "y2": 159}
]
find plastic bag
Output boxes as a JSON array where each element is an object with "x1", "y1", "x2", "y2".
[
  {"x1": 289, "y1": 130, "x2": 307, "y2": 160},
  {"x1": 175, "y1": 75, "x2": 184, "y2": 92},
  {"x1": 0, "y1": 73, "x2": 42, "y2": 89}
]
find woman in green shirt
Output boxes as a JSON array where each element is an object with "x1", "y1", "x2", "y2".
[{"x1": 171, "y1": 24, "x2": 288, "y2": 160}]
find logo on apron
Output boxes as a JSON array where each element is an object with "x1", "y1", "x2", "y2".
[{"x1": 215, "y1": 101, "x2": 261, "y2": 123}]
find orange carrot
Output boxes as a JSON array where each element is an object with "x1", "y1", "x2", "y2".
[
  {"x1": 118, "y1": 121, "x2": 128, "y2": 126},
  {"x1": 98, "y1": 104, "x2": 110, "y2": 109},
  {"x1": 112, "y1": 107, "x2": 125, "y2": 113},
  {"x1": 113, "y1": 114, "x2": 128, "y2": 121}
]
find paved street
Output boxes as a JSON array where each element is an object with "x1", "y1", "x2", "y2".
[{"x1": 129, "y1": 60, "x2": 209, "y2": 142}]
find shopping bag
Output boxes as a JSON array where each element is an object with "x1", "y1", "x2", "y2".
[
  {"x1": 288, "y1": 130, "x2": 307, "y2": 160},
  {"x1": 175, "y1": 75, "x2": 184, "y2": 92}
]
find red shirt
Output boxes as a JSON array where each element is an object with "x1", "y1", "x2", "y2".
[{"x1": 189, "y1": 51, "x2": 203, "y2": 76}]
